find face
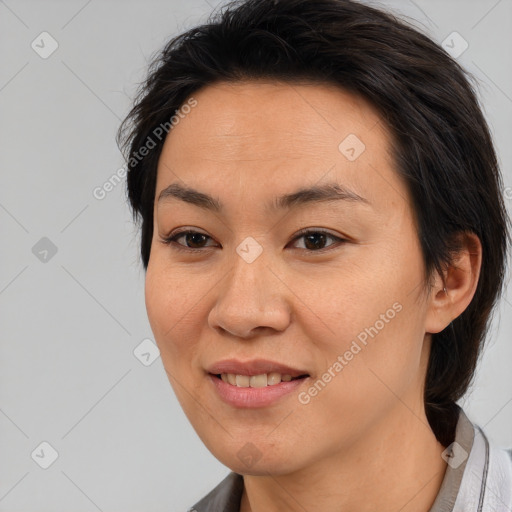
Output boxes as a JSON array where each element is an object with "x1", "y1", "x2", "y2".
[{"x1": 145, "y1": 80, "x2": 433, "y2": 475}]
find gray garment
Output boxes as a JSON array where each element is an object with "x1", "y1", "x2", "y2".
[{"x1": 188, "y1": 408, "x2": 512, "y2": 512}]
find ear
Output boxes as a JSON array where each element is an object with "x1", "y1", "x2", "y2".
[{"x1": 424, "y1": 231, "x2": 482, "y2": 334}]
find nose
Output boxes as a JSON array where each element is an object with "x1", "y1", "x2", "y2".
[{"x1": 207, "y1": 247, "x2": 292, "y2": 339}]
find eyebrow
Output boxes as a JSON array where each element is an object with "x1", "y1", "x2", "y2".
[{"x1": 157, "y1": 181, "x2": 371, "y2": 212}]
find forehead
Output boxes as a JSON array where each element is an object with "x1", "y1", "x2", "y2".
[
  {"x1": 166, "y1": 79, "x2": 385, "y2": 153},
  {"x1": 155, "y1": 80, "x2": 409, "y2": 214}
]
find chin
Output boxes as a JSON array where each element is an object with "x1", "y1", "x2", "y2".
[
  {"x1": 226, "y1": 458, "x2": 298, "y2": 477},
  {"x1": 206, "y1": 439, "x2": 304, "y2": 476}
]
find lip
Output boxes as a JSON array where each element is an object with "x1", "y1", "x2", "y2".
[
  {"x1": 206, "y1": 358, "x2": 309, "y2": 378},
  {"x1": 206, "y1": 358, "x2": 310, "y2": 408},
  {"x1": 208, "y1": 373, "x2": 309, "y2": 408}
]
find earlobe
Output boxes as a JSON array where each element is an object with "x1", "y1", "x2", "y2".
[{"x1": 424, "y1": 232, "x2": 482, "y2": 334}]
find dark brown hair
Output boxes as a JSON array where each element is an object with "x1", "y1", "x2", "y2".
[{"x1": 117, "y1": 0, "x2": 511, "y2": 446}]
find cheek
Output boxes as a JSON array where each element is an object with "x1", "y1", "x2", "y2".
[
  {"x1": 145, "y1": 257, "x2": 214, "y2": 383},
  {"x1": 145, "y1": 262, "x2": 169, "y2": 342},
  {"x1": 146, "y1": 254, "x2": 196, "y2": 331},
  {"x1": 302, "y1": 253, "x2": 427, "y2": 419},
  {"x1": 145, "y1": 262, "x2": 205, "y2": 416},
  {"x1": 295, "y1": 311, "x2": 425, "y2": 452},
  {"x1": 145, "y1": 261, "x2": 190, "y2": 360}
]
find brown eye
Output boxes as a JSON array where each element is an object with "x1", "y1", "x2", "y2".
[
  {"x1": 160, "y1": 228, "x2": 346, "y2": 253},
  {"x1": 160, "y1": 230, "x2": 217, "y2": 251},
  {"x1": 180, "y1": 232, "x2": 210, "y2": 248},
  {"x1": 291, "y1": 230, "x2": 345, "y2": 251}
]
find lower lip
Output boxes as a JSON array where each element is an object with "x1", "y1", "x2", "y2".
[{"x1": 208, "y1": 374, "x2": 309, "y2": 408}]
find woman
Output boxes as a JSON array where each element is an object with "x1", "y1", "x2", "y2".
[{"x1": 117, "y1": 0, "x2": 512, "y2": 510}]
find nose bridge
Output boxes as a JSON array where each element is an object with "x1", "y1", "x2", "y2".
[
  {"x1": 222, "y1": 243, "x2": 274, "y2": 311},
  {"x1": 208, "y1": 241, "x2": 291, "y2": 337}
]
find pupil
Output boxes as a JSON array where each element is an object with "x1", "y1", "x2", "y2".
[
  {"x1": 183, "y1": 233, "x2": 328, "y2": 250},
  {"x1": 305, "y1": 233, "x2": 326, "y2": 250},
  {"x1": 187, "y1": 233, "x2": 207, "y2": 248}
]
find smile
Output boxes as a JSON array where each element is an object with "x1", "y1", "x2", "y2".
[
  {"x1": 208, "y1": 373, "x2": 309, "y2": 408},
  {"x1": 217, "y1": 372, "x2": 306, "y2": 387}
]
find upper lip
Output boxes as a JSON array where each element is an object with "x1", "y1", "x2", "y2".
[{"x1": 206, "y1": 359, "x2": 309, "y2": 378}]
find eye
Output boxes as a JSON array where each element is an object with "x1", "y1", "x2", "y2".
[
  {"x1": 289, "y1": 229, "x2": 346, "y2": 252},
  {"x1": 159, "y1": 229, "x2": 217, "y2": 252},
  {"x1": 160, "y1": 228, "x2": 347, "y2": 253}
]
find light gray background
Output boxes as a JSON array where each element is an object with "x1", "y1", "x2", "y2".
[{"x1": 0, "y1": 0, "x2": 511, "y2": 511}]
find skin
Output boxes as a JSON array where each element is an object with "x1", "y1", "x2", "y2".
[{"x1": 145, "y1": 80, "x2": 482, "y2": 512}]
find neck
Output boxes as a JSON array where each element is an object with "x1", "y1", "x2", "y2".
[{"x1": 240, "y1": 402, "x2": 448, "y2": 512}]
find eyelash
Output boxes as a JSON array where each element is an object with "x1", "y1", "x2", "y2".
[{"x1": 159, "y1": 228, "x2": 347, "y2": 254}]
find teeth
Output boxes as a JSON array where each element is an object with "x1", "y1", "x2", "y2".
[
  {"x1": 267, "y1": 372, "x2": 281, "y2": 385},
  {"x1": 235, "y1": 375, "x2": 250, "y2": 387},
  {"x1": 249, "y1": 374, "x2": 267, "y2": 387},
  {"x1": 219, "y1": 372, "x2": 299, "y2": 387}
]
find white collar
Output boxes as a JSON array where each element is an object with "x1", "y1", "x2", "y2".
[{"x1": 453, "y1": 419, "x2": 512, "y2": 511}]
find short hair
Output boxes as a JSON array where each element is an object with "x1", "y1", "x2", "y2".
[{"x1": 117, "y1": 0, "x2": 511, "y2": 446}]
